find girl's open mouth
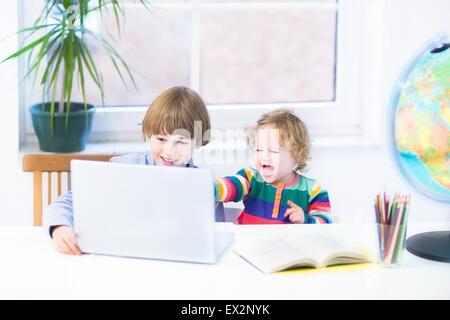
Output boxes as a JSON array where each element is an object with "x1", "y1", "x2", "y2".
[{"x1": 261, "y1": 164, "x2": 275, "y2": 176}]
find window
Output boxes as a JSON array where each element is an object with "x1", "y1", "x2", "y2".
[
  {"x1": 21, "y1": 0, "x2": 384, "y2": 145},
  {"x1": 81, "y1": 0, "x2": 336, "y2": 106}
]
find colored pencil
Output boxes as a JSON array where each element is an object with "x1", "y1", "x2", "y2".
[{"x1": 374, "y1": 193, "x2": 410, "y2": 264}]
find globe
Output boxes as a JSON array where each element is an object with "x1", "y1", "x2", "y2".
[{"x1": 387, "y1": 32, "x2": 450, "y2": 262}]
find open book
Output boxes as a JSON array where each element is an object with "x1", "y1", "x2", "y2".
[{"x1": 234, "y1": 234, "x2": 372, "y2": 274}]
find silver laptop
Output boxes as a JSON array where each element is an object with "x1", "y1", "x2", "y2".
[{"x1": 71, "y1": 160, "x2": 234, "y2": 264}]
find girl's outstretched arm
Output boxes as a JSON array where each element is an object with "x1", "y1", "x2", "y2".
[{"x1": 214, "y1": 168, "x2": 253, "y2": 203}]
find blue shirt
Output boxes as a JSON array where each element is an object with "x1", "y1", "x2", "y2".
[{"x1": 44, "y1": 152, "x2": 225, "y2": 236}]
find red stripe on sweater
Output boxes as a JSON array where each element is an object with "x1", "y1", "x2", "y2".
[
  {"x1": 223, "y1": 178, "x2": 236, "y2": 202},
  {"x1": 308, "y1": 201, "x2": 331, "y2": 213},
  {"x1": 237, "y1": 212, "x2": 287, "y2": 225}
]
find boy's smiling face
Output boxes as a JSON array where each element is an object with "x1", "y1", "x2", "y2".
[
  {"x1": 254, "y1": 126, "x2": 296, "y2": 184},
  {"x1": 150, "y1": 134, "x2": 194, "y2": 167}
]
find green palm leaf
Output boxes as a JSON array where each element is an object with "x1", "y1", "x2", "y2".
[{"x1": 1, "y1": 0, "x2": 151, "y2": 132}]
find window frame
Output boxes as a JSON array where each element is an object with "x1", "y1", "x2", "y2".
[{"x1": 21, "y1": 0, "x2": 385, "y2": 147}]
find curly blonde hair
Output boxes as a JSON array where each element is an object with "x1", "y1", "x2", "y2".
[{"x1": 248, "y1": 108, "x2": 311, "y2": 172}]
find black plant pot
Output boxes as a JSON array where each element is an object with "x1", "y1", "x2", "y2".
[{"x1": 29, "y1": 102, "x2": 95, "y2": 153}]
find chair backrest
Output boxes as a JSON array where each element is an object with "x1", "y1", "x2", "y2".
[{"x1": 22, "y1": 153, "x2": 116, "y2": 226}]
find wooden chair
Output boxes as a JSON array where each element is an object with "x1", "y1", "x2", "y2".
[{"x1": 23, "y1": 153, "x2": 116, "y2": 226}]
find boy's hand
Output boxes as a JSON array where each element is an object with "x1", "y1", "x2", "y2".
[
  {"x1": 52, "y1": 226, "x2": 82, "y2": 255},
  {"x1": 285, "y1": 200, "x2": 305, "y2": 224}
]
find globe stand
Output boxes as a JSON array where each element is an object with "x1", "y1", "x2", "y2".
[{"x1": 406, "y1": 231, "x2": 450, "y2": 262}]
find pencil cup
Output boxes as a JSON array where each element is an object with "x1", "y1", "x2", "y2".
[{"x1": 375, "y1": 222, "x2": 408, "y2": 267}]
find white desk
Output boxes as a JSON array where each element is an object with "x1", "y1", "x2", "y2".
[{"x1": 0, "y1": 223, "x2": 449, "y2": 299}]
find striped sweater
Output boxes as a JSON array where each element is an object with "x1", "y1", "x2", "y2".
[{"x1": 214, "y1": 167, "x2": 332, "y2": 224}]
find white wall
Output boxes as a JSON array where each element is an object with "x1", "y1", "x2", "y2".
[
  {"x1": 302, "y1": 0, "x2": 450, "y2": 223},
  {"x1": 0, "y1": 1, "x2": 33, "y2": 225},
  {"x1": 309, "y1": 147, "x2": 449, "y2": 222},
  {"x1": 0, "y1": 0, "x2": 448, "y2": 225},
  {"x1": 316, "y1": 0, "x2": 450, "y2": 222}
]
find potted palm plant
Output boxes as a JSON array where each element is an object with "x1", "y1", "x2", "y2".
[{"x1": 3, "y1": 0, "x2": 148, "y2": 152}]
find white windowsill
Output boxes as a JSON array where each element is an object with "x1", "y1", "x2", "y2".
[
  {"x1": 19, "y1": 134, "x2": 383, "y2": 157},
  {"x1": 19, "y1": 141, "x2": 148, "y2": 155}
]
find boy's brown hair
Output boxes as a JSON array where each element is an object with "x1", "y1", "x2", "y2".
[
  {"x1": 142, "y1": 87, "x2": 211, "y2": 146},
  {"x1": 250, "y1": 108, "x2": 311, "y2": 171}
]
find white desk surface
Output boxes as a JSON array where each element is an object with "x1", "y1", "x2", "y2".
[{"x1": 0, "y1": 222, "x2": 449, "y2": 299}]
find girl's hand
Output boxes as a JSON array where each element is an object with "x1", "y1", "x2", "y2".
[
  {"x1": 285, "y1": 200, "x2": 305, "y2": 224},
  {"x1": 52, "y1": 226, "x2": 82, "y2": 255}
]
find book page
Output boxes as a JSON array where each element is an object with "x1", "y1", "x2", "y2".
[
  {"x1": 285, "y1": 234, "x2": 369, "y2": 267},
  {"x1": 234, "y1": 237, "x2": 318, "y2": 273}
]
